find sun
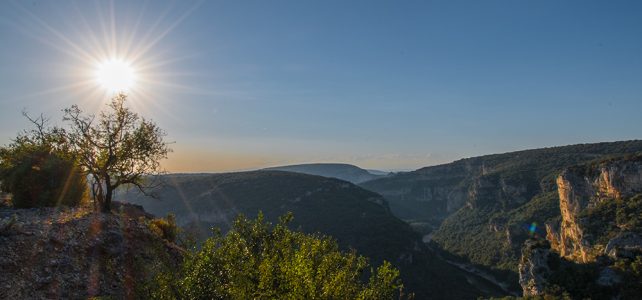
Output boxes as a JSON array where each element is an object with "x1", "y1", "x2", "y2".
[{"x1": 94, "y1": 59, "x2": 137, "y2": 92}]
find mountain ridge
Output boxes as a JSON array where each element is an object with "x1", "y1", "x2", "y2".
[{"x1": 262, "y1": 163, "x2": 387, "y2": 184}]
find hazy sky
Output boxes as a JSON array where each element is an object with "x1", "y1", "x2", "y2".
[{"x1": 1, "y1": 0, "x2": 641, "y2": 172}]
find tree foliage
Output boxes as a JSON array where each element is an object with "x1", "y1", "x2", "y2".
[
  {"x1": 62, "y1": 94, "x2": 170, "y2": 212},
  {"x1": 1, "y1": 94, "x2": 169, "y2": 212},
  {"x1": 149, "y1": 213, "x2": 179, "y2": 242},
  {"x1": 146, "y1": 213, "x2": 404, "y2": 299},
  {"x1": 0, "y1": 113, "x2": 86, "y2": 208}
]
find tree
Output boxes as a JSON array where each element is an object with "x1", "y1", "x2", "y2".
[
  {"x1": 0, "y1": 113, "x2": 86, "y2": 208},
  {"x1": 146, "y1": 213, "x2": 405, "y2": 299},
  {"x1": 62, "y1": 93, "x2": 170, "y2": 212}
]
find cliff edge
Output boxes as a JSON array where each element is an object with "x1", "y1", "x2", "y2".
[{"x1": 0, "y1": 203, "x2": 183, "y2": 299}]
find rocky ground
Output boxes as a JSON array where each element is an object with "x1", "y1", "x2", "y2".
[{"x1": 0, "y1": 203, "x2": 183, "y2": 299}]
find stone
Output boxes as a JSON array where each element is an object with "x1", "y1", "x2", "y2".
[
  {"x1": 0, "y1": 205, "x2": 183, "y2": 299},
  {"x1": 518, "y1": 239, "x2": 552, "y2": 296},
  {"x1": 549, "y1": 157, "x2": 642, "y2": 263},
  {"x1": 605, "y1": 232, "x2": 642, "y2": 259}
]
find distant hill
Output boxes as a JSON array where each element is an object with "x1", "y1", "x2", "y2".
[
  {"x1": 119, "y1": 171, "x2": 506, "y2": 299},
  {"x1": 360, "y1": 140, "x2": 642, "y2": 287},
  {"x1": 262, "y1": 163, "x2": 386, "y2": 183},
  {"x1": 367, "y1": 169, "x2": 393, "y2": 176}
]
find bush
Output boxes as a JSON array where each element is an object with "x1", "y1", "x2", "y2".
[
  {"x1": 0, "y1": 142, "x2": 86, "y2": 208},
  {"x1": 148, "y1": 213, "x2": 179, "y2": 242},
  {"x1": 146, "y1": 213, "x2": 404, "y2": 299}
]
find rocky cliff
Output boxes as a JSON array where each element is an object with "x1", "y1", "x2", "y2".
[
  {"x1": 518, "y1": 239, "x2": 554, "y2": 297},
  {"x1": 518, "y1": 155, "x2": 642, "y2": 297},
  {"x1": 547, "y1": 155, "x2": 642, "y2": 262},
  {"x1": 362, "y1": 141, "x2": 642, "y2": 292},
  {"x1": 0, "y1": 203, "x2": 182, "y2": 299}
]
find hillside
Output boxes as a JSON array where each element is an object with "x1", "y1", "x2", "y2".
[
  {"x1": 262, "y1": 163, "x2": 386, "y2": 183},
  {"x1": 120, "y1": 171, "x2": 505, "y2": 299},
  {"x1": 0, "y1": 203, "x2": 182, "y2": 299},
  {"x1": 360, "y1": 140, "x2": 642, "y2": 286}
]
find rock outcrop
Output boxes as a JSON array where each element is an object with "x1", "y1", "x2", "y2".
[
  {"x1": 0, "y1": 203, "x2": 183, "y2": 299},
  {"x1": 604, "y1": 231, "x2": 642, "y2": 260},
  {"x1": 517, "y1": 155, "x2": 642, "y2": 298},
  {"x1": 518, "y1": 239, "x2": 553, "y2": 296},
  {"x1": 547, "y1": 155, "x2": 642, "y2": 262}
]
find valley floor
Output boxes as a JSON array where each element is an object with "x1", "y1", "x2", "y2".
[{"x1": 422, "y1": 235, "x2": 520, "y2": 297}]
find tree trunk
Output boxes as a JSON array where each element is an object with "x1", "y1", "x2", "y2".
[
  {"x1": 91, "y1": 176, "x2": 107, "y2": 213},
  {"x1": 102, "y1": 186, "x2": 113, "y2": 213}
]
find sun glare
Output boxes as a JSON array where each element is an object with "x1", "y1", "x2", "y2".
[
  {"x1": 95, "y1": 59, "x2": 136, "y2": 92},
  {"x1": 13, "y1": 0, "x2": 203, "y2": 113}
]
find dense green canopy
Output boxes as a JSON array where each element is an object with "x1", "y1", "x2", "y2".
[{"x1": 147, "y1": 213, "x2": 405, "y2": 299}]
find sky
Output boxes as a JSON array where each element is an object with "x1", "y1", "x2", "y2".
[{"x1": 1, "y1": 0, "x2": 641, "y2": 172}]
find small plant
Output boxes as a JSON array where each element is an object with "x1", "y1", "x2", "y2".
[{"x1": 148, "y1": 213, "x2": 178, "y2": 242}]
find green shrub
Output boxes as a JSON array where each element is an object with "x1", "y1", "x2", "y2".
[
  {"x1": 147, "y1": 212, "x2": 404, "y2": 299},
  {"x1": 0, "y1": 142, "x2": 86, "y2": 208},
  {"x1": 148, "y1": 213, "x2": 179, "y2": 242}
]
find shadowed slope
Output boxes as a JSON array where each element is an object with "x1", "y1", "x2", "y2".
[{"x1": 121, "y1": 170, "x2": 506, "y2": 299}]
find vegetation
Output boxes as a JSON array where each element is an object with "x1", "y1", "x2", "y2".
[
  {"x1": 148, "y1": 213, "x2": 180, "y2": 243},
  {"x1": 0, "y1": 94, "x2": 170, "y2": 212},
  {"x1": 0, "y1": 113, "x2": 86, "y2": 208},
  {"x1": 521, "y1": 251, "x2": 642, "y2": 300},
  {"x1": 124, "y1": 171, "x2": 419, "y2": 263},
  {"x1": 434, "y1": 191, "x2": 560, "y2": 276},
  {"x1": 612, "y1": 256, "x2": 642, "y2": 300},
  {"x1": 580, "y1": 194, "x2": 642, "y2": 246},
  {"x1": 124, "y1": 171, "x2": 502, "y2": 299},
  {"x1": 145, "y1": 213, "x2": 405, "y2": 299},
  {"x1": 62, "y1": 93, "x2": 170, "y2": 212},
  {"x1": 488, "y1": 255, "x2": 642, "y2": 300}
]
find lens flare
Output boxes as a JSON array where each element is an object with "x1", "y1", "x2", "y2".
[{"x1": 528, "y1": 222, "x2": 537, "y2": 235}]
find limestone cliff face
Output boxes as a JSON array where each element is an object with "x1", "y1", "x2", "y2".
[
  {"x1": 547, "y1": 156, "x2": 642, "y2": 262},
  {"x1": 517, "y1": 156, "x2": 642, "y2": 297},
  {"x1": 552, "y1": 170, "x2": 592, "y2": 261},
  {"x1": 518, "y1": 239, "x2": 553, "y2": 296}
]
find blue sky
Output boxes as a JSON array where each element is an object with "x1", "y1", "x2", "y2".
[{"x1": 1, "y1": 0, "x2": 641, "y2": 172}]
